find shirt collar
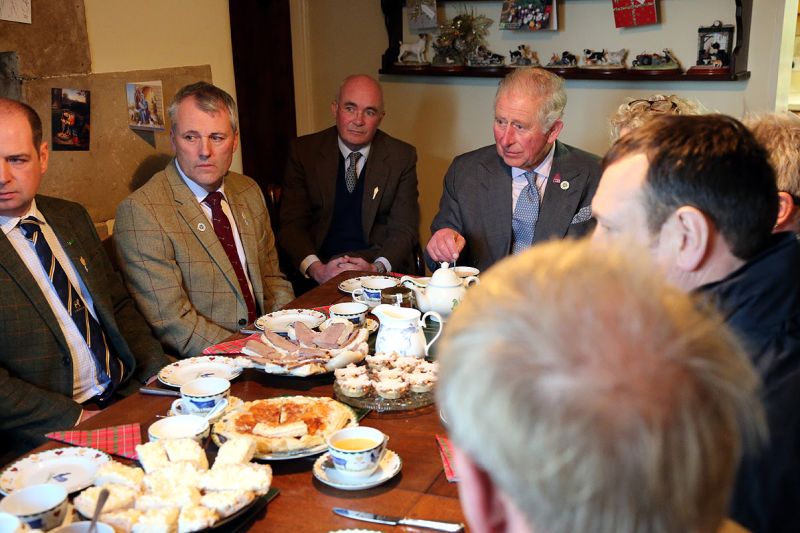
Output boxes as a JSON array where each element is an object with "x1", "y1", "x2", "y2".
[
  {"x1": 511, "y1": 143, "x2": 557, "y2": 179},
  {"x1": 0, "y1": 199, "x2": 43, "y2": 236},
  {"x1": 175, "y1": 159, "x2": 227, "y2": 202},
  {"x1": 337, "y1": 136, "x2": 372, "y2": 162}
]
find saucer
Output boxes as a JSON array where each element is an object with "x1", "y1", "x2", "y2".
[
  {"x1": 168, "y1": 396, "x2": 243, "y2": 422},
  {"x1": 313, "y1": 450, "x2": 401, "y2": 490}
]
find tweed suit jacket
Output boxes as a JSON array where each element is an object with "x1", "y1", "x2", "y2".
[
  {"x1": 428, "y1": 141, "x2": 601, "y2": 271},
  {"x1": 0, "y1": 196, "x2": 170, "y2": 462},
  {"x1": 114, "y1": 161, "x2": 294, "y2": 358},
  {"x1": 278, "y1": 127, "x2": 419, "y2": 273}
]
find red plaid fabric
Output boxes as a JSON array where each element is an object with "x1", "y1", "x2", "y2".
[
  {"x1": 613, "y1": 0, "x2": 657, "y2": 28},
  {"x1": 203, "y1": 333, "x2": 261, "y2": 355},
  {"x1": 436, "y1": 434, "x2": 459, "y2": 483},
  {"x1": 46, "y1": 423, "x2": 142, "y2": 460}
]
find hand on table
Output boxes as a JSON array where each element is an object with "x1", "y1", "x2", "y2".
[
  {"x1": 427, "y1": 228, "x2": 465, "y2": 264},
  {"x1": 308, "y1": 256, "x2": 376, "y2": 284}
]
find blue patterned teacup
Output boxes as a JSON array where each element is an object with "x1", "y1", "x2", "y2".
[{"x1": 326, "y1": 426, "x2": 388, "y2": 478}]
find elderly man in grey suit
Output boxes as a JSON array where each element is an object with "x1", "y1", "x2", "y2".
[
  {"x1": 426, "y1": 67, "x2": 601, "y2": 272},
  {"x1": 278, "y1": 74, "x2": 419, "y2": 285},
  {"x1": 114, "y1": 82, "x2": 294, "y2": 358},
  {"x1": 0, "y1": 98, "x2": 170, "y2": 463}
]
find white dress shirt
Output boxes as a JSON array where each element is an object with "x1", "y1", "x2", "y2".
[
  {"x1": 0, "y1": 200, "x2": 108, "y2": 402},
  {"x1": 511, "y1": 142, "x2": 556, "y2": 211}
]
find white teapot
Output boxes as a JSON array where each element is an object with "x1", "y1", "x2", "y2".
[
  {"x1": 372, "y1": 304, "x2": 442, "y2": 358},
  {"x1": 401, "y1": 262, "x2": 479, "y2": 319}
]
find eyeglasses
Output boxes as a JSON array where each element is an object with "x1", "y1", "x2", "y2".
[{"x1": 627, "y1": 99, "x2": 679, "y2": 113}]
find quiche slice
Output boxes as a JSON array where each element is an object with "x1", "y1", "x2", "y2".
[{"x1": 212, "y1": 396, "x2": 355, "y2": 456}]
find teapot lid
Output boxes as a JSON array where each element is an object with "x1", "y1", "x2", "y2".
[{"x1": 430, "y1": 262, "x2": 461, "y2": 287}]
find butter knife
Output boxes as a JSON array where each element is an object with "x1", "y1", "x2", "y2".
[
  {"x1": 139, "y1": 387, "x2": 180, "y2": 397},
  {"x1": 333, "y1": 507, "x2": 464, "y2": 532}
]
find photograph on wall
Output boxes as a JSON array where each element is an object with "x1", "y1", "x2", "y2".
[
  {"x1": 499, "y1": 0, "x2": 556, "y2": 31},
  {"x1": 0, "y1": 0, "x2": 32, "y2": 24},
  {"x1": 407, "y1": 0, "x2": 437, "y2": 31},
  {"x1": 126, "y1": 80, "x2": 166, "y2": 131},
  {"x1": 51, "y1": 88, "x2": 90, "y2": 151},
  {"x1": 696, "y1": 21, "x2": 734, "y2": 67}
]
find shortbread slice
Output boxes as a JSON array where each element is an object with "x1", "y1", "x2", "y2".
[
  {"x1": 135, "y1": 441, "x2": 170, "y2": 473},
  {"x1": 199, "y1": 490, "x2": 255, "y2": 518},
  {"x1": 74, "y1": 484, "x2": 137, "y2": 517},
  {"x1": 142, "y1": 461, "x2": 203, "y2": 492},
  {"x1": 132, "y1": 507, "x2": 179, "y2": 533},
  {"x1": 95, "y1": 460, "x2": 145, "y2": 490},
  {"x1": 135, "y1": 486, "x2": 201, "y2": 511},
  {"x1": 199, "y1": 463, "x2": 272, "y2": 495},
  {"x1": 101, "y1": 508, "x2": 142, "y2": 533},
  {"x1": 162, "y1": 439, "x2": 208, "y2": 471},
  {"x1": 213, "y1": 436, "x2": 256, "y2": 468},
  {"x1": 177, "y1": 504, "x2": 219, "y2": 533}
]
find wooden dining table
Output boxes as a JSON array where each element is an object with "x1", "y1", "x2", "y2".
[{"x1": 20, "y1": 271, "x2": 466, "y2": 532}]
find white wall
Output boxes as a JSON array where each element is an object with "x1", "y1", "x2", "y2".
[
  {"x1": 83, "y1": 0, "x2": 242, "y2": 172},
  {"x1": 293, "y1": 0, "x2": 796, "y2": 244}
]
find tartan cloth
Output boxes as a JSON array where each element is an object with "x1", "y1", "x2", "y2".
[
  {"x1": 46, "y1": 423, "x2": 141, "y2": 460},
  {"x1": 612, "y1": 0, "x2": 657, "y2": 28},
  {"x1": 436, "y1": 434, "x2": 459, "y2": 482}
]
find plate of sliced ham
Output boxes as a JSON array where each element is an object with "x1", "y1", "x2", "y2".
[
  {"x1": 254, "y1": 309, "x2": 326, "y2": 334},
  {"x1": 238, "y1": 318, "x2": 370, "y2": 377}
]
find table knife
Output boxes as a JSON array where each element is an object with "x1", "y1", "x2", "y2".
[
  {"x1": 333, "y1": 507, "x2": 464, "y2": 532},
  {"x1": 139, "y1": 387, "x2": 180, "y2": 397}
]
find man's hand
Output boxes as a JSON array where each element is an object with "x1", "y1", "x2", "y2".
[
  {"x1": 427, "y1": 228, "x2": 466, "y2": 264},
  {"x1": 308, "y1": 257, "x2": 375, "y2": 284}
]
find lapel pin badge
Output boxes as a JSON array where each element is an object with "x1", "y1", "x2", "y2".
[
  {"x1": 198, "y1": 222, "x2": 206, "y2": 232},
  {"x1": 372, "y1": 187, "x2": 379, "y2": 200},
  {"x1": 552, "y1": 173, "x2": 561, "y2": 184},
  {"x1": 560, "y1": 181, "x2": 570, "y2": 190},
  {"x1": 79, "y1": 256, "x2": 88, "y2": 272}
]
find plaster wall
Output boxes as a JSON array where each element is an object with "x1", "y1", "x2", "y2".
[{"x1": 292, "y1": 0, "x2": 796, "y2": 246}]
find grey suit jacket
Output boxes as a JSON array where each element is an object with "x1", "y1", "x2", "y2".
[
  {"x1": 278, "y1": 127, "x2": 419, "y2": 273},
  {"x1": 114, "y1": 162, "x2": 294, "y2": 358},
  {"x1": 428, "y1": 141, "x2": 601, "y2": 271},
  {"x1": 0, "y1": 196, "x2": 169, "y2": 463}
]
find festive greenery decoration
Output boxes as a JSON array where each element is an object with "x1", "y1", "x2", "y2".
[{"x1": 432, "y1": 9, "x2": 493, "y2": 66}]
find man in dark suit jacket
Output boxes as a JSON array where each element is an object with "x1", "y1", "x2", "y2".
[
  {"x1": 279, "y1": 75, "x2": 419, "y2": 284},
  {"x1": 0, "y1": 98, "x2": 170, "y2": 464},
  {"x1": 427, "y1": 68, "x2": 601, "y2": 272}
]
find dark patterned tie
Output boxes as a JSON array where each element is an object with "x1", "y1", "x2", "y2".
[
  {"x1": 19, "y1": 218, "x2": 122, "y2": 398},
  {"x1": 511, "y1": 171, "x2": 541, "y2": 254},
  {"x1": 203, "y1": 192, "x2": 257, "y2": 324},
  {"x1": 345, "y1": 152, "x2": 362, "y2": 193}
]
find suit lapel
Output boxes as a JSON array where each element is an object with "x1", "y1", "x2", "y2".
[
  {"x1": 361, "y1": 132, "x2": 390, "y2": 236},
  {"x1": 479, "y1": 153, "x2": 513, "y2": 262},
  {"x1": 0, "y1": 221, "x2": 69, "y2": 353},
  {"x1": 535, "y1": 141, "x2": 585, "y2": 243},
  {"x1": 165, "y1": 164, "x2": 241, "y2": 294},
  {"x1": 224, "y1": 179, "x2": 262, "y2": 310}
]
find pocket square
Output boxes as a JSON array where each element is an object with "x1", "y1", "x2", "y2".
[{"x1": 571, "y1": 205, "x2": 592, "y2": 224}]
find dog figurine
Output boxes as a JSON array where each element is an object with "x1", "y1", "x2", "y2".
[{"x1": 398, "y1": 34, "x2": 430, "y2": 63}]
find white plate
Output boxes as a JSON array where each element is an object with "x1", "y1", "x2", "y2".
[
  {"x1": 337, "y1": 276, "x2": 398, "y2": 295},
  {"x1": 157, "y1": 356, "x2": 242, "y2": 388},
  {"x1": 313, "y1": 449, "x2": 401, "y2": 490},
  {"x1": 0, "y1": 447, "x2": 110, "y2": 495},
  {"x1": 255, "y1": 309, "x2": 326, "y2": 333}
]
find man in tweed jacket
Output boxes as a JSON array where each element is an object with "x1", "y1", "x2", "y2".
[
  {"x1": 0, "y1": 99, "x2": 170, "y2": 464},
  {"x1": 114, "y1": 83, "x2": 293, "y2": 358}
]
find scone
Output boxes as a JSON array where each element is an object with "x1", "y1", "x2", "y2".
[
  {"x1": 199, "y1": 463, "x2": 272, "y2": 495},
  {"x1": 375, "y1": 367, "x2": 405, "y2": 381},
  {"x1": 337, "y1": 374, "x2": 371, "y2": 398},
  {"x1": 213, "y1": 436, "x2": 257, "y2": 468},
  {"x1": 135, "y1": 486, "x2": 201, "y2": 511},
  {"x1": 334, "y1": 364, "x2": 366, "y2": 380},
  {"x1": 101, "y1": 508, "x2": 142, "y2": 533},
  {"x1": 136, "y1": 441, "x2": 170, "y2": 473},
  {"x1": 95, "y1": 461, "x2": 145, "y2": 489},
  {"x1": 373, "y1": 377, "x2": 409, "y2": 399},
  {"x1": 365, "y1": 351, "x2": 396, "y2": 370},
  {"x1": 74, "y1": 484, "x2": 138, "y2": 517},
  {"x1": 409, "y1": 371, "x2": 437, "y2": 393},
  {"x1": 143, "y1": 461, "x2": 203, "y2": 492},
  {"x1": 178, "y1": 504, "x2": 218, "y2": 533},
  {"x1": 415, "y1": 360, "x2": 439, "y2": 374},
  {"x1": 199, "y1": 490, "x2": 255, "y2": 518},
  {"x1": 132, "y1": 507, "x2": 179, "y2": 533},
  {"x1": 393, "y1": 356, "x2": 420, "y2": 371},
  {"x1": 163, "y1": 439, "x2": 208, "y2": 470}
]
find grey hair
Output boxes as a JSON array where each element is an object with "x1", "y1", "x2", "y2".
[
  {"x1": 609, "y1": 94, "x2": 706, "y2": 141},
  {"x1": 168, "y1": 81, "x2": 238, "y2": 133},
  {"x1": 496, "y1": 67, "x2": 566, "y2": 132},
  {"x1": 436, "y1": 239, "x2": 765, "y2": 533},
  {"x1": 744, "y1": 112, "x2": 800, "y2": 199}
]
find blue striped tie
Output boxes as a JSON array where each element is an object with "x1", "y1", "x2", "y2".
[
  {"x1": 19, "y1": 218, "x2": 121, "y2": 399},
  {"x1": 511, "y1": 171, "x2": 540, "y2": 254}
]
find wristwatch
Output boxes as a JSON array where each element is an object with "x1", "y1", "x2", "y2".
[{"x1": 373, "y1": 261, "x2": 387, "y2": 273}]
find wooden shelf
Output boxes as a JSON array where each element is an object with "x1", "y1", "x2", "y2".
[{"x1": 380, "y1": 0, "x2": 752, "y2": 83}]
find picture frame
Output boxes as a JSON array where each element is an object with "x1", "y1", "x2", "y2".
[{"x1": 696, "y1": 20, "x2": 734, "y2": 68}]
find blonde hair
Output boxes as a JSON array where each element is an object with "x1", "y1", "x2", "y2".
[
  {"x1": 609, "y1": 94, "x2": 706, "y2": 141},
  {"x1": 744, "y1": 112, "x2": 800, "y2": 198},
  {"x1": 497, "y1": 67, "x2": 566, "y2": 132},
  {"x1": 437, "y1": 239, "x2": 765, "y2": 533}
]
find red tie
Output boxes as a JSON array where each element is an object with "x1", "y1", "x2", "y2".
[{"x1": 203, "y1": 192, "x2": 257, "y2": 324}]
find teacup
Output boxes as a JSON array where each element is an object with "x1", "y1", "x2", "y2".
[
  {"x1": 352, "y1": 277, "x2": 399, "y2": 305},
  {"x1": 453, "y1": 266, "x2": 480, "y2": 279},
  {"x1": 329, "y1": 302, "x2": 369, "y2": 325},
  {"x1": 0, "y1": 512, "x2": 23, "y2": 533},
  {"x1": 326, "y1": 426, "x2": 388, "y2": 478},
  {"x1": 0, "y1": 484, "x2": 68, "y2": 531},
  {"x1": 148, "y1": 414, "x2": 210, "y2": 442},
  {"x1": 380, "y1": 286, "x2": 416, "y2": 308},
  {"x1": 53, "y1": 521, "x2": 114, "y2": 533},
  {"x1": 172, "y1": 376, "x2": 229, "y2": 415}
]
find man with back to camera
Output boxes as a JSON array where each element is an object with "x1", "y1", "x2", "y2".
[
  {"x1": 278, "y1": 74, "x2": 419, "y2": 286},
  {"x1": 425, "y1": 67, "x2": 601, "y2": 272},
  {"x1": 0, "y1": 98, "x2": 170, "y2": 463},
  {"x1": 114, "y1": 82, "x2": 294, "y2": 358},
  {"x1": 437, "y1": 238, "x2": 765, "y2": 533},
  {"x1": 592, "y1": 114, "x2": 800, "y2": 533}
]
